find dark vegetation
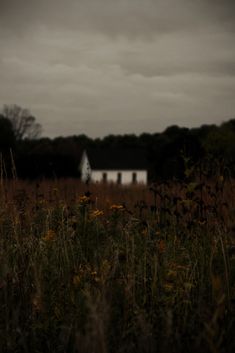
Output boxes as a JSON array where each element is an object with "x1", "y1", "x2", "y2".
[
  {"x1": 0, "y1": 179, "x2": 235, "y2": 353},
  {"x1": 1, "y1": 104, "x2": 235, "y2": 353},
  {"x1": 1, "y1": 104, "x2": 235, "y2": 180}
]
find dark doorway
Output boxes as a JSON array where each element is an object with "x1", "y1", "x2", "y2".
[
  {"x1": 102, "y1": 172, "x2": 107, "y2": 182},
  {"x1": 132, "y1": 172, "x2": 137, "y2": 184},
  {"x1": 117, "y1": 172, "x2": 122, "y2": 184}
]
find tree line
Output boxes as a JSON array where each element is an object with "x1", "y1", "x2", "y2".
[{"x1": 1, "y1": 104, "x2": 235, "y2": 180}]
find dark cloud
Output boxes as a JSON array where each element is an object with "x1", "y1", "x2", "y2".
[
  {"x1": 121, "y1": 59, "x2": 235, "y2": 78},
  {"x1": 0, "y1": 0, "x2": 234, "y2": 137},
  {"x1": 201, "y1": 0, "x2": 235, "y2": 28},
  {"x1": 2, "y1": 0, "x2": 234, "y2": 38}
]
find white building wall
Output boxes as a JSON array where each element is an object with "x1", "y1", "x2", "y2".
[
  {"x1": 80, "y1": 152, "x2": 92, "y2": 182},
  {"x1": 91, "y1": 170, "x2": 147, "y2": 185}
]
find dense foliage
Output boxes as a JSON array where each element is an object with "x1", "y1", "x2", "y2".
[
  {"x1": 0, "y1": 178, "x2": 235, "y2": 353},
  {"x1": 1, "y1": 108, "x2": 235, "y2": 179}
]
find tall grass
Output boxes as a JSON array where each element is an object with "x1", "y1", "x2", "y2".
[{"x1": 0, "y1": 178, "x2": 234, "y2": 353}]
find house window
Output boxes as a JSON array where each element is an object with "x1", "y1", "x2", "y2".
[
  {"x1": 132, "y1": 172, "x2": 137, "y2": 184},
  {"x1": 102, "y1": 172, "x2": 107, "y2": 182},
  {"x1": 117, "y1": 172, "x2": 122, "y2": 184}
]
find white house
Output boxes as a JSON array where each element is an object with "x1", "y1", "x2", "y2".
[{"x1": 79, "y1": 148, "x2": 148, "y2": 185}]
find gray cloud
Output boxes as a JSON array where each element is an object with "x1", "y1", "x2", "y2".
[
  {"x1": 0, "y1": 0, "x2": 235, "y2": 137},
  {"x1": 199, "y1": 0, "x2": 235, "y2": 28},
  {"x1": 119, "y1": 43, "x2": 235, "y2": 78},
  {"x1": 1, "y1": 0, "x2": 234, "y2": 38}
]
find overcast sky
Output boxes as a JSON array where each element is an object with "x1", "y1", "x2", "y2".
[{"x1": 0, "y1": 0, "x2": 235, "y2": 138}]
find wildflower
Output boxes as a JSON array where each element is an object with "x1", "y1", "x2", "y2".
[
  {"x1": 158, "y1": 239, "x2": 166, "y2": 254},
  {"x1": 142, "y1": 227, "x2": 148, "y2": 237},
  {"x1": 38, "y1": 199, "x2": 46, "y2": 205},
  {"x1": 42, "y1": 229, "x2": 56, "y2": 242},
  {"x1": 100, "y1": 260, "x2": 111, "y2": 276},
  {"x1": 180, "y1": 199, "x2": 194, "y2": 208},
  {"x1": 93, "y1": 276, "x2": 100, "y2": 283},
  {"x1": 176, "y1": 264, "x2": 190, "y2": 271},
  {"x1": 90, "y1": 271, "x2": 100, "y2": 283},
  {"x1": 167, "y1": 270, "x2": 177, "y2": 280},
  {"x1": 78, "y1": 195, "x2": 90, "y2": 204},
  {"x1": 72, "y1": 275, "x2": 81, "y2": 287},
  {"x1": 90, "y1": 209, "x2": 104, "y2": 218},
  {"x1": 110, "y1": 204, "x2": 124, "y2": 211},
  {"x1": 32, "y1": 293, "x2": 43, "y2": 312},
  {"x1": 163, "y1": 283, "x2": 174, "y2": 292}
]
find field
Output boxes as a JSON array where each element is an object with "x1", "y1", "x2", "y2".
[{"x1": 0, "y1": 178, "x2": 235, "y2": 353}]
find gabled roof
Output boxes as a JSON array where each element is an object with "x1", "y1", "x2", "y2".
[{"x1": 85, "y1": 148, "x2": 149, "y2": 170}]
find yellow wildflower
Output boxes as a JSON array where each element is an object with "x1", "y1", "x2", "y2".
[
  {"x1": 78, "y1": 195, "x2": 90, "y2": 204},
  {"x1": 163, "y1": 283, "x2": 174, "y2": 292},
  {"x1": 110, "y1": 204, "x2": 124, "y2": 211},
  {"x1": 91, "y1": 209, "x2": 104, "y2": 218},
  {"x1": 90, "y1": 271, "x2": 100, "y2": 283},
  {"x1": 176, "y1": 264, "x2": 190, "y2": 271},
  {"x1": 167, "y1": 270, "x2": 177, "y2": 280},
  {"x1": 100, "y1": 260, "x2": 111, "y2": 277},
  {"x1": 32, "y1": 293, "x2": 43, "y2": 312},
  {"x1": 42, "y1": 229, "x2": 56, "y2": 242},
  {"x1": 142, "y1": 227, "x2": 148, "y2": 237},
  {"x1": 158, "y1": 239, "x2": 166, "y2": 254},
  {"x1": 73, "y1": 275, "x2": 81, "y2": 287}
]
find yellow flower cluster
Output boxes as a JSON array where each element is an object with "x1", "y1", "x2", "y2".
[
  {"x1": 78, "y1": 195, "x2": 90, "y2": 204},
  {"x1": 72, "y1": 275, "x2": 81, "y2": 287},
  {"x1": 72, "y1": 266, "x2": 101, "y2": 288},
  {"x1": 110, "y1": 204, "x2": 124, "y2": 211},
  {"x1": 90, "y1": 209, "x2": 104, "y2": 218},
  {"x1": 42, "y1": 229, "x2": 56, "y2": 242},
  {"x1": 90, "y1": 270, "x2": 100, "y2": 283}
]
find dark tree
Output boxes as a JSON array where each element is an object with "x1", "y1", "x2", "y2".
[
  {"x1": 0, "y1": 115, "x2": 16, "y2": 151},
  {"x1": 0, "y1": 115, "x2": 16, "y2": 177},
  {"x1": 2, "y1": 104, "x2": 42, "y2": 140}
]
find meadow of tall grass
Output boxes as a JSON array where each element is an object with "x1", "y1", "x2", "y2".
[{"x1": 0, "y1": 177, "x2": 235, "y2": 353}]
